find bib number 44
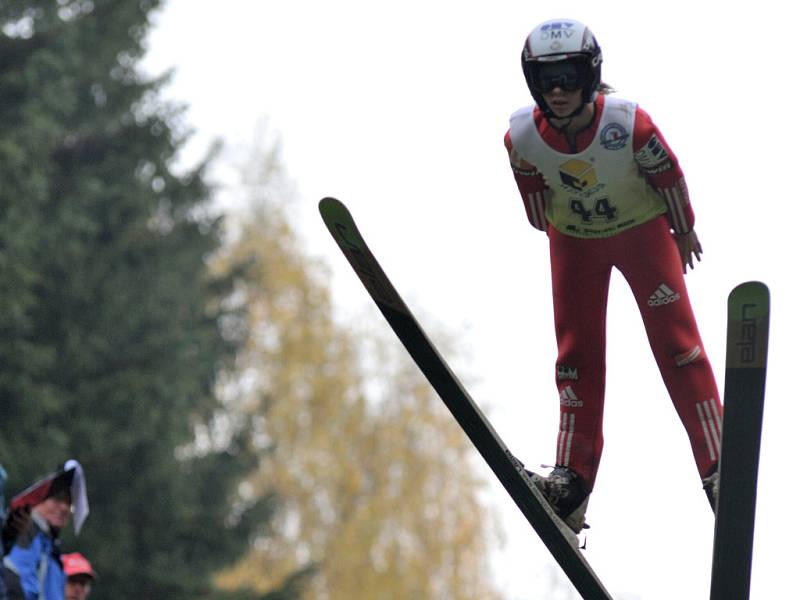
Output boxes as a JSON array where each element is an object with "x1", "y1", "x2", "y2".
[{"x1": 570, "y1": 197, "x2": 618, "y2": 222}]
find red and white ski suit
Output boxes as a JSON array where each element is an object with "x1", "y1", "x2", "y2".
[{"x1": 505, "y1": 94, "x2": 722, "y2": 490}]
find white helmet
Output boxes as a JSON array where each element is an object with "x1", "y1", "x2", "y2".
[{"x1": 521, "y1": 19, "x2": 603, "y2": 117}]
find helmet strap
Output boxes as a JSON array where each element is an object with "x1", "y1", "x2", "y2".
[{"x1": 545, "y1": 101, "x2": 590, "y2": 126}]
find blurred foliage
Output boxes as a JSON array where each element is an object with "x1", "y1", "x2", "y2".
[
  {"x1": 0, "y1": 2, "x2": 290, "y2": 598},
  {"x1": 211, "y1": 142, "x2": 502, "y2": 600},
  {"x1": 1, "y1": 2, "x2": 503, "y2": 599}
]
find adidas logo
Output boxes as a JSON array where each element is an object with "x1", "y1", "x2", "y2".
[
  {"x1": 647, "y1": 284, "x2": 681, "y2": 307},
  {"x1": 559, "y1": 386, "x2": 583, "y2": 408}
]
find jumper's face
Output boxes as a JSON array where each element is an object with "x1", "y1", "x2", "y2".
[
  {"x1": 542, "y1": 87, "x2": 584, "y2": 118},
  {"x1": 532, "y1": 58, "x2": 591, "y2": 118}
]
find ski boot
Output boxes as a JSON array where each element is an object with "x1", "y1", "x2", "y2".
[
  {"x1": 702, "y1": 468, "x2": 719, "y2": 513},
  {"x1": 527, "y1": 466, "x2": 590, "y2": 535}
]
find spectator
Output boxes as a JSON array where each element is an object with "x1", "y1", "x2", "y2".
[
  {"x1": 3, "y1": 461, "x2": 89, "y2": 600},
  {"x1": 61, "y1": 554, "x2": 95, "y2": 600},
  {"x1": 1, "y1": 466, "x2": 32, "y2": 600},
  {"x1": 1, "y1": 464, "x2": 7, "y2": 600},
  {"x1": 2, "y1": 506, "x2": 32, "y2": 600}
]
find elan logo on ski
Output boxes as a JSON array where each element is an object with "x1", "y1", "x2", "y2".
[{"x1": 734, "y1": 302, "x2": 766, "y2": 367}]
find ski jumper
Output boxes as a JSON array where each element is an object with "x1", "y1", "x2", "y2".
[{"x1": 505, "y1": 94, "x2": 722, "y2": 490}]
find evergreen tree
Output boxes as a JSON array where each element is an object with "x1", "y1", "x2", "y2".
[{"x1": 0, "y1": 3, "x2": 290, "y2": 598}]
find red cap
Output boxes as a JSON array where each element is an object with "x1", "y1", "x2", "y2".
[
  {"x1": 10, "y1": 468, "x2": 74, "y2": 510},
  {"x1": 62, "y1": 553, "x2": 96, "y2": 579}
]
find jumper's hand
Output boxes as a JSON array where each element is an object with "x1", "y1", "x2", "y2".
[{"x1": 673, "y1": 230, "x2": 703, "y2": 273}]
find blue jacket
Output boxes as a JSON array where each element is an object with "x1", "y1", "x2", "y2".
[
  {"x1": 1, "y1": 464, "x2": 7, "y2": 600},
  {"x1": 3, "y1": 515, "x2": 64, "y2": 600},
  {"x1": 0, "y1": 541, "x2": 6, "y2": 600}
]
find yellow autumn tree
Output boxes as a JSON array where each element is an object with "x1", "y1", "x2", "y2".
[{"x1": 212, "y1": 139, "x2": 502, "y2": 600}]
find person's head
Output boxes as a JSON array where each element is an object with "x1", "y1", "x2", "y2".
[
  {"x1": 521, "y1": 19, "x2": 603, "y2": 119},
  {"x1": 11, "y1": 460, "x2": 89, "y2": 535},
  {"x1": 32, "y1": 470, "x2": 74, "y2": 531},
  {"x1": 62, "y1": 553, "x2": 95, "y2": 600}
]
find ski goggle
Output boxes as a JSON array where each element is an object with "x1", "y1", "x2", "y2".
[{"x1": 531, "y1": 59, "x2": 592, "y2": 93}]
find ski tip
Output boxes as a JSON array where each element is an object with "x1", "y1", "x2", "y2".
[
  {"x1": 321, "y1": 196, "x2": 353, "y2": 219},
  {"x1": 729, "y1": 280, "x2": 769, "y2": 298},
  {"x1": 318, "y1": 197, "x2": 366, "y2": 252},
  {"x1": 319, "y1": 197, "x2": 354, "y2": 225},
  {"x1": 319, "y1": 196, "x2": 341, "y2": 212},
  {"x1": 728, "y1": 281, "x2": 770, "y2": 313},
  {"x1": 726, "y1": 281, "x2": 770, "y2": 369}
]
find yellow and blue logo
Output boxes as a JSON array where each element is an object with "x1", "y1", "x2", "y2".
[{"x1": 559, "y1": 159, "x2": 597, "y2": 191}]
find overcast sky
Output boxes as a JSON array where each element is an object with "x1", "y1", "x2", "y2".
[{"x1": 145, "y1": 2, "x2": 796, "y2": 598}]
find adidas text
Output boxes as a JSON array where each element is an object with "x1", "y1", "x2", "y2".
[
  {"x1": 648, "y1": 284, "x2": 681, "y2": 307},
  {"x1": 560, "y1": 398, "x2": 584, "y2": 408}
]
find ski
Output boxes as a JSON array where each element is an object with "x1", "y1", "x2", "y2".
[
  {"x1": 320, "y1": 197, "x2": 614, "y2": 600},
  {"x1": 709, "y1": 281, "x2": 770, "y2": 600}
]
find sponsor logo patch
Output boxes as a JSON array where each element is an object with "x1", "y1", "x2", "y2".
[
  {"x1": 600, "y1": 123, "x2": 629, "y2": 150},
  {"x1": 557, "y1": 365, "x2": 579, "y2": 381},
  {"x1": 635, "y1": 134, "x2": 671, "y2": 170},
  {"x1": 648, "y1": 284, "x2": 681, "y2": 307},
  {"x1": 559, "y1": 386, "x2": 583, "y2": 408},
  {"x1": 558, "y1": 159, "x2": 597, "y2": 191},
  {"x1": 540, "y1": 21, "x2": 576, "y2": 41}
]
